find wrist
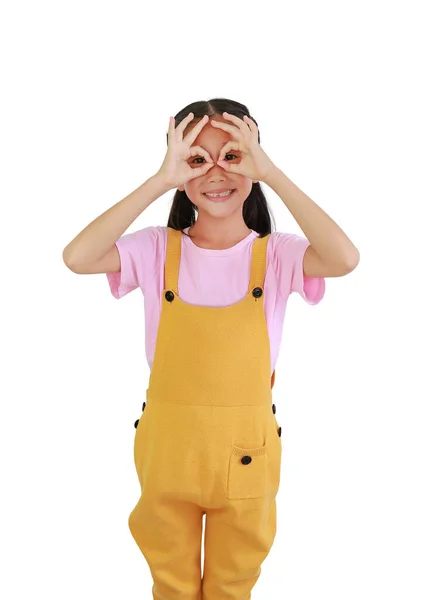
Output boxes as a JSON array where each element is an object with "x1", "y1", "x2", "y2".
[
  {"x1": 262, "y1": 165, "x2": 282, "y2": 187},
  {"x1": 152, "y1": 172, "x2": 174, "y2": 194}
]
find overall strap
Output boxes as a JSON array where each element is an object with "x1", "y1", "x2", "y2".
[
  {"x1": 249, "y1": 233, "x2": 270, "y2": 291},
  {"x1": 164, "y1": 227, "x2": 182, "y2": 293},
  {"x1": 249, "y1": 233, "x2": 275, "y2": 390}
]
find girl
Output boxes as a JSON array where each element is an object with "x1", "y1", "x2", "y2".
[{"x1": 63, "y1": 98, "x2": 359, "y2": 600}]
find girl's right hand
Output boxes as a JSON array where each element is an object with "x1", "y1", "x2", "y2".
[{"x1": 156, "y1": 113, "x2": 215, "y2": 190}]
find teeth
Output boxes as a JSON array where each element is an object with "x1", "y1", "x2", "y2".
[{"x1": 205, "y1": 190, "x2": 233, "y2": 197}]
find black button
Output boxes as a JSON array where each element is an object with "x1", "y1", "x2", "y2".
[
  {"x1": 134, "y1": 419, "x2": 140, "y2": 429},
  {"x1": 252, "y1": 287, "x2": 263, "y2": 298},
  {"x1": 165, "y1": 290, "x2": 174, "y2": 302},
  {"x1": 277, "y1": 427, "x2": 282, "y2": 437},
  {"x1": 241, "y1": 455, "x2": 252, "y2": 465},
  {"x1": 272, "y1": 404, "x2": 276, "y2": 414},
  {"x1": 142, "y1": 401, "x2": 146, "y2": 411}
]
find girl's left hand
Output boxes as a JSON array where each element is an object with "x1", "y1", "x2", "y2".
[{"x1": 210, "y1": 112, "x2": 276, "y2": 183}]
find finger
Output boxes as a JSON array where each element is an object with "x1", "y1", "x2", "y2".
[
  {"x1": 189, "y1": 145, "x2": 213, "y2": 163},
  {"x1": 217, "y1": 140, "x2": 241, "y2": 163},
  {"x1": 217, "y1": 159, "x2": 239, "y2": 174},
  {"x1": 174, "y1": 112, "x2": 204, "y2": 142},
  {"x1": 198, "y1": 162, "x2": 215, "y2": 176},
  {"x1": 242, "y1": 115, "x2": 258, "y2": 133},
  {"x1": 182, "y1": 114, "x2": 210, "y2": 146},
  {"x1": 167, "y1": 116, "x2": 175, "y2": 143},
  {"x1": 189, "y1": 161, "x2": 214, "y2": 180},
  {"x1": 222, "y1": 111, "x2": 252, "y2": 135},
  {"x1": 209, "y1": 119, "x2": 243, "y2": 140},
  {"x1": 172, "y1": 112, "x2": 196, "y2": 142}
]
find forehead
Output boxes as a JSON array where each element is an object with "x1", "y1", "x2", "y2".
[{"x1": 185, "y1": 121, "x2": 231, "y2": 148}]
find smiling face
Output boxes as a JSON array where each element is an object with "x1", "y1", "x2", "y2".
[{"x1": 178, "y1": 114, "x2": 258, "y2": 217}]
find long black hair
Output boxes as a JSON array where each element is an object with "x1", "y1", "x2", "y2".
[{"x1": 166, "y1": 98, "x2": 276, "y2": 239}]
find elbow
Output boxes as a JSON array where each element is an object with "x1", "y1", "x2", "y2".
[
  {"x1": 345, "y1": 250, "x2": 360, "y2": 273},
  {"x1": 63, "y1": 247, "x2": 77, "y2": 272}
]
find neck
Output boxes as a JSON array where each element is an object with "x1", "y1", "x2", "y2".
[{"x1": 188, "y1": 215, "x2": 253, "y2": 250}]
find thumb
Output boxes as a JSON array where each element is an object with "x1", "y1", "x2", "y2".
[
  {"x1": 217, "y1": 160, "x2": 237, "y2": 173},
  {"x1": 200, "y1": 162, "x2": 215, "y2": 175}
]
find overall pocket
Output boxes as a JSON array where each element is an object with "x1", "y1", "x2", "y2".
[{"x1": 227, "y1": 443, "x2": 268, "y2": 500}]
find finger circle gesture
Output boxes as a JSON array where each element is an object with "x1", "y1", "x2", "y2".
[{"x1": 210, "y1": 112, "x2": 275, "y2": 182}]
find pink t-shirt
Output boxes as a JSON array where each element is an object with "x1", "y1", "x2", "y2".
[{"x1": 107, "y1": 226, "x2": 325, "y2": 376}]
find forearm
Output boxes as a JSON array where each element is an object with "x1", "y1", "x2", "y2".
[
  {"x1": 264, "y1": 167, "x2": 360, "y2": 267},
  {"x1": 63, "y1": 174, "x2": 171, "y2": 267}
]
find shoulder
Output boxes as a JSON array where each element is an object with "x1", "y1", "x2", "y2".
[
  {"x1": 266, "y1": 230, "x2": 310, "y2": 256},
  {"x1": 132, "y1": 225, "x2": 167, "y2": 246},
  {"x1": 115, "y1": 226, "x2": 167, "y2": 260},
  {"x1": 119, "y1": 224, "x2": 162, "y2": 242},
  {"x1": 269, "y1": 230, "x2": 308, "y2": 243}
]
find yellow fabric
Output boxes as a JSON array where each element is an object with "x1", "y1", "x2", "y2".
[{"x1": 129, "y1": 227, "x2": 282, "y2": 600}]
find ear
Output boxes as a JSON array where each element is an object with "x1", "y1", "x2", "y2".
[{"x1": 178, "y1": 185, "x2": 185, "y2": 192}]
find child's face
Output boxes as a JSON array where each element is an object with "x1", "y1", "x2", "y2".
[{"x1": 178, "y1": 114, "x2": 256, "y2": 216}]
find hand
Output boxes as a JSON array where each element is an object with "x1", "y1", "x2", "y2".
[
  {"x1": 210, "y1": 112, "x2": 276, "y2": 183},
  {"x1": 156, "y1": 113, "x2": 215, "y2": 190}
]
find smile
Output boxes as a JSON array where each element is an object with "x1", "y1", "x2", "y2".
[{"x1": 203, "y1": 189, "x2": 236, "y2": 201}]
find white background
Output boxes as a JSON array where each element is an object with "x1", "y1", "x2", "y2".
[{"x1": 1, "y1": 1, "x2": 434, "y2": 598}]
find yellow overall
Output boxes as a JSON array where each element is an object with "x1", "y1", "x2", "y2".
[{"x1": 129, "y1": 227, "x2": 282, "y2": 600}]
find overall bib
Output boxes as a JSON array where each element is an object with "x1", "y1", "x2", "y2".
[{"x1": 129, "y1": 227, "x2": 282, "y2": 600}]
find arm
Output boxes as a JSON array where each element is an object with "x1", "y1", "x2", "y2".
[
  {"x1": 264, "y1": 167, "x2": 360, "y2": 277},
  {"x1": 62, "y1": 174, "x2": 171, "y2": 271}
]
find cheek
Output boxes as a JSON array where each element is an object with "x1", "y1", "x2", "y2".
[
  {"x1": 237, "y1": 178, "x2": 253, "y2": 196},
  {"x1": 183, "y1": 181, "x2": 200, "y2": 198}
]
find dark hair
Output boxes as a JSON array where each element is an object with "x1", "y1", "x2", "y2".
[{"x1": 166, "y1": 98, "x2": 276, "y2": 239}]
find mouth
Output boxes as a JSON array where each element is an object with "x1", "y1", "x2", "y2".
[{"x1": 202, "y1": 189, "x2": 236, "y2": 202}]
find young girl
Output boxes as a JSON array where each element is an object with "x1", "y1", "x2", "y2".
[{"x1": 63, "y1": 98, "x2": 359, "y2": 600}]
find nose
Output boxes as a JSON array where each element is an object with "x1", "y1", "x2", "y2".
[{"x1": 206, "y1": 161, "x2": 227, "y2": 180}]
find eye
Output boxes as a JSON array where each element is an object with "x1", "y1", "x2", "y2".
[{"x1": 192, "y1": 154, "x2": 237, "y2": 164}]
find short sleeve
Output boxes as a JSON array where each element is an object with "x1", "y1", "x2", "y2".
[
  {"x1": 106, "y1": 226, "x2": 159, "y2": 299},
  {"x1": 271, "y1": 232, "x2": 325, "y2": 305}
]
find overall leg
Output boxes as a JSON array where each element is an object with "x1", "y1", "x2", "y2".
[
  {"x1": 202, "y1": 497, "x2": 277, "y2": 600},
  {"x1": 129, "y1": 494, "x2": 204, "y2": 600}
]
